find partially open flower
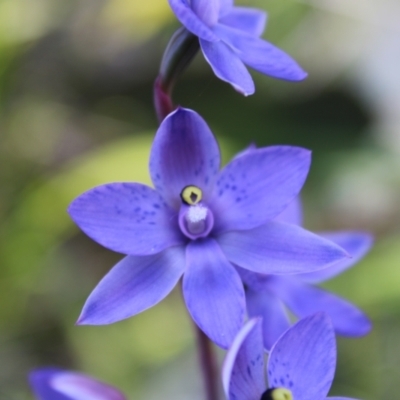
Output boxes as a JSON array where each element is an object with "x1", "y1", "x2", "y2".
[
  {"x1": 168, "y1": 0, "x2": 307, "y2": 95},
  {"x1": 29, "y1": 368, "x2": 126, "y2": 400},
  {"x1": 223, "y1": 314, "x2": 361, "y2": 400}
]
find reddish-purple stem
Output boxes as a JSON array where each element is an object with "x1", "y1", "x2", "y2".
[
  {"x1": 154, "y1": 76, "x2": 175, "y2": 123},
  {"x1": 195, "y1": 324, "x2": 220, "y2": 400}
]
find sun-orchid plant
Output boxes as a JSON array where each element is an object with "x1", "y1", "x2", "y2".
[{"x1": 29, "y1": 1, "x2": 372, "y2": 400}]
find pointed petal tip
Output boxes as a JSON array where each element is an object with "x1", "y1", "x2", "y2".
[
  {"x1": 292, "y1": 69, "x2": 308, "y2": 82},
  {"x1": 231, "y1": 79, "x2": 255, "y2": 96},
  {"x1": 343, "y1": 313, "x2": 372, "y2": 337},
  {"x1": 276, "y1": 65, "x2": 308, "y2": 82},
  {"x1": 290, "y1": 311, "x2": 330, "y2": 329},
  {"x1": 75, "y1": 308, "x2": 108, "y2": 326},
  {"x1": 75, "y1": 310, "x2": 94, "y2": 326},
  {"x1": 305, "y1": 311, "x2": 335, "y2": 331}
]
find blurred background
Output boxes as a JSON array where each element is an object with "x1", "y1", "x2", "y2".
[{"x1": 0, "y1": 0, "x2": 400, "y2": 398}]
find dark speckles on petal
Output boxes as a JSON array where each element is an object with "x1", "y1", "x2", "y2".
[{"x1": 247, "y1": 366, "x2": 252, "y2": 377}]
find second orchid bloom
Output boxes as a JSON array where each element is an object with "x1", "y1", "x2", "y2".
[{"x1": 168, "y1": 0, "x2": 307, "y2": 95}]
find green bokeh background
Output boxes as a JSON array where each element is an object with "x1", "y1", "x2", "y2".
[{"x1": 1, "y1": 0, "x2": 399, "y2": 399}]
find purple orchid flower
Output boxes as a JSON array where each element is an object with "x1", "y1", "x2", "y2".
[
  {"x1": 68, "y1": 107, "x2": 348, "y2": 348},
  {"x1": 168, "y1": 0, "x2": 307, "y2": 95},
  {"x1": 223, "y1": 313, "x2": 361, "y2": 400},
  {"x1": 240, "y1": 197, "x2": 372, "y2": 350},
  {"x1": 29, "y1": 368, "x2": 126, "y2": 400}
]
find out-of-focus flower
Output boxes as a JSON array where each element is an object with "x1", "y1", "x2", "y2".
[
  {"x1": 68, "y1": 107, "x2": 347, "y2": 348},
  {"x1": 29, "y1": 368, "x2": 126, "y2": 400},
  {"x1": 241, "y1": 197, "x2": 372, "y2": 350},
  {"x1": 167, "y1": 0, "x2": 307, "y2": 95},
  {"x1": 223, "y1": 314, "x2": 360, "y2": 400}
]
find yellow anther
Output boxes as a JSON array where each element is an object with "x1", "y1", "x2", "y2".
[
  {"x1": 181, "y1": 185, "x2": 203, "y2": 205},
  {"x1": 270, "y1": 388, "x2": 293, "y2": 400}
]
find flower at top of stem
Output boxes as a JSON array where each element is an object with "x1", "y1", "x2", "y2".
[
  {"x1": 223, "y1": 313, "x2": 362, "y2": 400},
  {"x1": 68, "y1": 107, "x2": 348, "y2": 349},
  {"x1": 240, "y1": 196, "x2": 373, "y2": 350},
  {"x1": 29, "y1": 368, "x2": 126, "y2": 400},
  {"x1": 167, "y1": 0, "x2": 307, "y2": 95}
]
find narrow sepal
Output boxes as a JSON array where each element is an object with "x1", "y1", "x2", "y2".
[
  {"x1": 78, "y1": 247, "x2": 186, "y2": 325},
  {"x1": 217, "y1": 221, "x2": 349, "y2": 275},
  {"x1": 183, "y1": 238, "x2": 245, "y2": 348}
]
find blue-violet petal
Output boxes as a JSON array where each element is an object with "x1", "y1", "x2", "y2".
[
  {"x1": 219, "y1": 7, "x2": 267, "y2": 37},
  {"x1": 183, "y1": 238, "x2": 245, "y2": 349},
  {"x1": 215, "y1": 24, "x2": 307, "y2": 81},
  {"x1": 268, "y1": 276, "x2": 372, "y2": 337},
  {"x1": 210, "y1": 146, "x2": 311, "y2": 233},
  {"x1": 29, "y1": 368, "x2": 126, "y2": 400},
  {"x1": 191, "y1": 0, "x2": 219, "y2": 26},
  {"x1": 268, "y1": 313, "x2": 336, "y2": 400},
  {"x1": 222, "y1": 319, "x2": 265, "y2": 400},
  {"x1": 68, "y1": 183, "x2": 183, "y2": 255},
  {"x1": 168, "y1": 0, "x2": 219, "y2": 41},
  {"x1": 274, "y1": 196, "x2": 303, "y2": 226},
  {"x1": 299, "y1": 232, "x2": 373, "y2": 283},
  {"x1": 77, "y1": 246, "x2": 186, "y2": 325},
  {"x1": 150, "y1": 108, "x2": 221, "y2": 209},
  {"x1": 217, "y1": 221, "x2": 349, "y2": 275},
  {"x1": 246, "y1": 288, "x2": 290, "y2": 350},
  {"x1": 200, "y1": 38, "x2": 255, "y2": 95}
]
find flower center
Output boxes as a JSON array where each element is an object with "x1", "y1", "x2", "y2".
[
  {"x1": 179, "y1": 185, "x2": 214, "y2": 240},
  {"x1": 260, "y1": 388, "x2": 293, "y2": 400},
  {"x1": 181, "y1": 185, "x2": 202, "y2": 205}
]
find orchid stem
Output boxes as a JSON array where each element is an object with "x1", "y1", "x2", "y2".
[
  {"x1": 195, "y1": 324, "x2": 220, "y2": 400},
  {"x1": 154, "y1": 27, "x2": 199, "y2": 122}
]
